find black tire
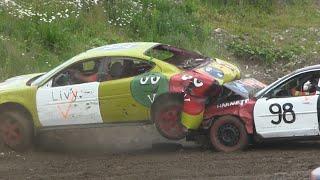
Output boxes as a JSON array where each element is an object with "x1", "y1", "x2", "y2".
[
  {"x1": 0, "y1": 111, "x2": 34, "y2": 151},
  {"x1": 210, "y1": 116, "x2": 248, "y2": 152},
  {"x1": 152, "y1": 96, "x2": 187, "y2": 140}
]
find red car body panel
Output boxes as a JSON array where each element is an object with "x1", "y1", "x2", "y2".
[
  {"x1": 169, "y1": 70, "x2": 216, "y2": 117},
  {"x1": 204, "y1": 99, "x2": 257, "y2": 134},
  {"x1": 202, "y1": 78, "x2": 267, "y2": 134}
]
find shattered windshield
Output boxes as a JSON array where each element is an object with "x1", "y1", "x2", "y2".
[{"x1": 145, "y1": 44, "x2": 210, "y2": 70}]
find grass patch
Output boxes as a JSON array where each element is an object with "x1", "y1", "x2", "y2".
[{"x1": 0, "y1": 0, "x2": 319, "y2": 79}]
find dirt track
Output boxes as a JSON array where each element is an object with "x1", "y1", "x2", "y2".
[{"x1": 1, "y1": 125, "x2": 320, "y2": 180}]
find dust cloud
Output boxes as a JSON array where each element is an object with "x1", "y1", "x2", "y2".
[{"x1": 35, "y1": 124, "x2": 195, "y2": 153}]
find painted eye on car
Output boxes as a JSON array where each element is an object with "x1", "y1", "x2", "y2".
[
  {"x1": 150, "y1": 76, "x2": 160, "y2": 84},
  {"x1": 193, "y1": 78, "x2": 203, "y2": 87},
  {"x1": 140, "y1": 77, "x2": 149, "y2": 84},
  {"x1": 182, "y1": 74, "x2": 193, "y2": 81}
]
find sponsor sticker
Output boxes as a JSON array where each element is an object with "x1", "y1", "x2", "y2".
[{"x1": 216, "y1": 99, "x2": 250, "y2": 108}]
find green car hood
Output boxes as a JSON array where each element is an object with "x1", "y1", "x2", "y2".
[{"x1": 0, "y1": 73, "x2": 44, "y2": 91}]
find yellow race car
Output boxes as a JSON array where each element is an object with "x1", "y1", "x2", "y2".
[{"x1": 0, "y1": 42, "x2": 240, "y2": 151}]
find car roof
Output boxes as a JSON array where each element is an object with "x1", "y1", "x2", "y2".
[
  {"x1": 75, "y1": 42, "x2": 160, "y2": 61},
  {"x1": 292, "y1": 64, "x2": 320, "y2": 74}
]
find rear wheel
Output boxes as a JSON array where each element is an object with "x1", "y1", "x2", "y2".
[
  {"x1": 210, "y1": 116, "x2": 248, "y2": 152},
  {"x1": 0, "y1": 111, "x2": 34, "y2": 151},
  {"x1": 153, "y1": 98, "x2": 187, "y2": 140}
]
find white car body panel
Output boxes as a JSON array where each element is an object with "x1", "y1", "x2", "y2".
[
  {"x1": 254, "y1": 96, "x2": 319, "y2": 138},
  {"x1": 36, "y1": 82, "x2": 103, "y2": 126}
]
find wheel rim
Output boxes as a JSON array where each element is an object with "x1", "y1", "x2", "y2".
[
  {"x1": 0, "y1": 118, "x2": 22, "y2": 146},
  {"x1": 217, "y1": 123, "x2": 240, "y2": 147},
  {"x1": 156, "y1": 105, "x2": 186, "y2": 139}
]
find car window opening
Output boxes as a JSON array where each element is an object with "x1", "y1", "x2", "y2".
[
  {"x1": 52, "y1": 57, "x2": 154, "y2": 87},
  {"x1": 270, "y1": 71, "x2": 320, "y2": 98},
  {"x1": 145, "y1": 44, "x2": 211, "y2": 70}
]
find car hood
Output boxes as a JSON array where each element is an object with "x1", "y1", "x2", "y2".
[
  {"x1": 223, "y1": 78, "x2": 267, "y2": 98},
  {"x1": 0, "y1": 73, "x2": 44, "y2": 91},
  {"x1": 196, "y1": 58, "x2": 241, "y2": 85}
]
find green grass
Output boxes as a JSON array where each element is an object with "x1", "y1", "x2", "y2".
[{"x1": 0, "y1": 0, "x2": 319, "y2": 79}]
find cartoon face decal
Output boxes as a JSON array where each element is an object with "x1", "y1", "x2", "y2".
[
  {"x1": 169, "y1": 71, "x2": 215, "y2": 100},
  {"x1": 181, "y1": 74, "x2": 204, "y2": 88},
  {"x1": 203, "y1": 66, "x2": 224, "y2": 79},
  {"x1": 131, "y1": 72, "x2": 169, "y2": 107}
]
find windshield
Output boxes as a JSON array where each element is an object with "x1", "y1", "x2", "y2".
[{"x1": 145, "y1": 44, "x2": 210, "y2": 70}]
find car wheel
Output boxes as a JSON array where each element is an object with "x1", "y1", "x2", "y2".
[
  {"x1": 210, "y1": 116, "x2": 248, "y2": 152},
  {"x1": 0, "y1": 111, "x2": 34, "y2": 151},
  {"x1": 153, "y1": 98, "x2": 187, "y2": 140}
]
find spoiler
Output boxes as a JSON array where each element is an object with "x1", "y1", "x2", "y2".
[{"x1": 223, "y1": 78, "x2": 267, "y2": 98}]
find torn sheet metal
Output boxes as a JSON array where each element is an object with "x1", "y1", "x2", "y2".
[{"x1": 223, "y1": 78, "x2": 266, "y2": 98}]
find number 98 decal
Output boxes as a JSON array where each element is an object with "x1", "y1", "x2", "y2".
[{"x1": 269, "y1": 103, "x2": 296, "y2": 125}]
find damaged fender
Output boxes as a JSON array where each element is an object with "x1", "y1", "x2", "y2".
[
  {"x1": 169, "y1": 71, "x2": 215, "y2": 130},
  {"x1": 203, "y1": 78, "x2": 267, "y2": 134}
]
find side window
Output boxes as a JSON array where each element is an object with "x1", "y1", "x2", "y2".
[
  {"x1": 268, "y1": 71, "x2": 320, "y2": 98},
  {"x1": 51, "y1": 59, "x2": 101, "y2": 87},
  {"x1": 131, "y1": 59, "x2": 154, "y2": 76},
  {"x1": 99, "y1": 57, "x2": 154, "y2": 82}
]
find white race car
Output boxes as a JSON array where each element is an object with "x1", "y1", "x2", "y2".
[{"x1": 201, "y1": 64, "x2": 320, "y2": 152}]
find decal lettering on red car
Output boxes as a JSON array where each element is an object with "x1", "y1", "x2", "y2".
[{"x1": 216, "y1": 99, "x2": 250, "y2": 108}]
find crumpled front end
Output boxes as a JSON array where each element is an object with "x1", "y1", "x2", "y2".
[
  {"x1": 203, "y1": 78, "x2": 267, "y2": 134},
  {"x1": 168, "y1": 70, "x2": 216, "y2": 130},
  {"x1": 167, "y1": 60, "x2": 242, "y2": 131},
  {"x1": 155, "y1": 59, "x2": 243, "y2": 140}
]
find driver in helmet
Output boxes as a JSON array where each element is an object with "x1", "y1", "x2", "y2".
[
  {"x1": 69, "y1": 61, "x2": 123, "y2": 83},
  {"x1": 291, "y1": 76, "x2": 319, "y2": 96}
]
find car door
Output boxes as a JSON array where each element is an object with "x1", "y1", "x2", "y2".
[
  {"x1": 36, "y1": 59, "x2": 103, "y2": 126},
  {"x1": 98, "y1": 57, "x2": 159, "y2": 123},
  {"x1": 254, "y1": 71, "x2": 320, "y2": 138}
]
